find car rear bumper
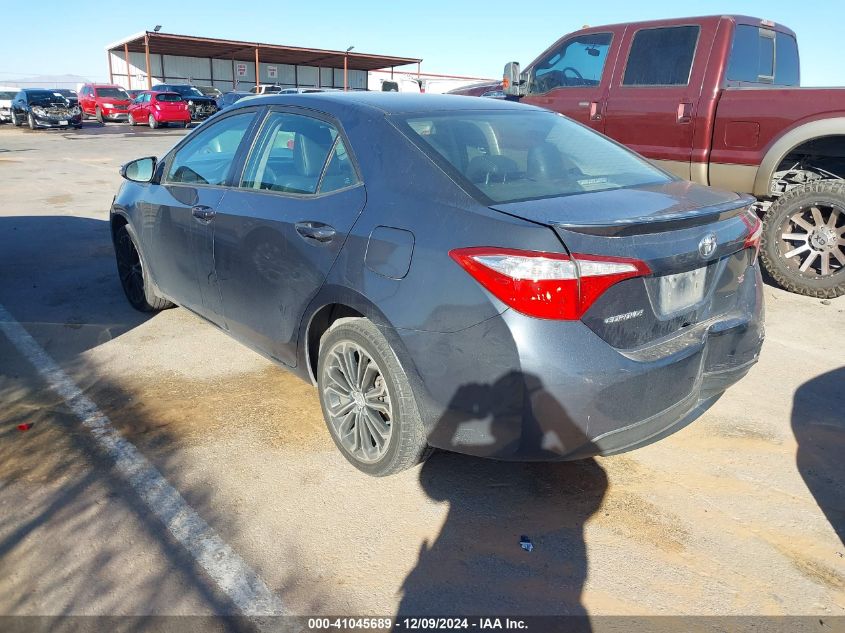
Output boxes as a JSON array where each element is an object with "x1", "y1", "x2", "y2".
[
  {"x1": 398, "y1": 262, "x2": 764, "y2": 460},
  {"x1": 155, "y1": 112, "x2": 191, "y2": 123}
]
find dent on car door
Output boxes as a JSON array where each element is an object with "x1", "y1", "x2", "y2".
[
  {"x1": 213, "y1": 109, "x2": 366, "y2": 367},
  {"x1": 145, "y1": 110, "x2": 259, "y2": 322}
]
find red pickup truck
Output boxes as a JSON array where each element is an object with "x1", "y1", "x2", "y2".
[{"x1": 501, "y1": 14, "x2": 845, "y2": 298}]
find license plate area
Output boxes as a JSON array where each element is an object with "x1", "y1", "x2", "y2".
[{"x1": 657, "y1": 266, "x2": 707, "y2": 317}]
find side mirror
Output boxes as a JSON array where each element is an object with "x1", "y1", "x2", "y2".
[
  {"x1": 120, "y1": 156, "x2": 157, "y2": 183},
  {"x1": 503, "y1": 62, "x2": 525, "y2": 97}
]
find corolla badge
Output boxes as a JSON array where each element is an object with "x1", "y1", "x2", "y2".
[{"x1": 698, "y1": 233, "x2": 717, "y2": 258}]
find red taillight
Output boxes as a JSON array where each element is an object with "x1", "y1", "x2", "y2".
[
  {"x1": 741, "y1": 207, "x2": 763, "y2": 261},
  {"x1": 449, "y1": 247, "x2": 650, "y2": 320}
]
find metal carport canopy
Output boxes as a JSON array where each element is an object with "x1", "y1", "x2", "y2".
[{"x1": 106, "y1": 31, "x2": 422, "y2": 72}]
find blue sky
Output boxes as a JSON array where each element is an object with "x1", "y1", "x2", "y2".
[{"x1": 1, "y1": 0, "x2": 843, "y2": 85}]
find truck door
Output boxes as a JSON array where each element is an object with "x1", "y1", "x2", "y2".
[
  {"x1": 603, "y1": 22, "x2": 713, "y2": 180},
  {"x1": 521, "y1": 30, "x2": 617, "y2": 133}
]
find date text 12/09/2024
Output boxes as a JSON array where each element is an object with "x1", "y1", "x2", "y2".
[{"x1": 306, "y1": 618, "x2": 529, "y2": 630}]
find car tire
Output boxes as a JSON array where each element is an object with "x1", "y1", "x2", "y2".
[
  {"x1": 317, "y1": 317, "x2": 431, "y2": 476},
  {"x1": 10, "y1": 111, "x2": 21, "y2": 126},
  {"x1": 760, "y1": 180, "x2": 845, "y2": 298},
  {"x1": 148, "y1": 114, "x2": 158, "y2": 129},
  {"x1": 114, "y1": 224, "x2": 173, "y2": 312},
  {"x1": 96, "y1": 107, "x2": 104, "y2": 124},
  {"x1": 128, "y1": 113, "x2": 137, "y2": 126},
  {"x1": 27, "y1": 112, "x2": 36, "y2": 130}
]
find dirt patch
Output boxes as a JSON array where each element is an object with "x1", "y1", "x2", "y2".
[
  {"x1": 773, "y1": 542, "x2": 845, "y2": 591},
  {"x1": 594, "y1": 491, "x2": 690, "y2": 554},
  {"x1": 45, "y1": 194, "x2": 73, "y2": 205}
]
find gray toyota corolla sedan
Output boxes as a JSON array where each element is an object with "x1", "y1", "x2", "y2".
[{"x1": 112, "y1": 93, "x2": 764, "y2": 476}]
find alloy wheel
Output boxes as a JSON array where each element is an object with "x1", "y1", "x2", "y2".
[
  {"x1": 779, "y1": 202, "x2": 845, "y2": 277},
  {"x1": 321, "y1": 340, "x2": 393, "y2": 463}
]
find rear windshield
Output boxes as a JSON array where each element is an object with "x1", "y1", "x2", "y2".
[
  {"x1": 395, "y1": 110, "x2": 671, "y2": 204},
  {"x1": 156, "y1": 93, "x2": 182, "y2": 102},
  {"x1": 96, "y1": 87, "x2": 129, "y2": 99}
]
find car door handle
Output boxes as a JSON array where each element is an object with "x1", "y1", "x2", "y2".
[
  {"x1": 295, "y1": 221, "x2": 336, "y2": 243},
  {"x1": 191, "y1": 205, "x2": 216, "y2": 221}
]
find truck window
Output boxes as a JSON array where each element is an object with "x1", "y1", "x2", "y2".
[
  {"x1": 622, "y1": 26, "x2": 699, "y2": 86},
  {"x1": 726, "y1": 25, "x2": 800, "y2": 86},
  {"x1": 528, "y1": 33, "x2": 612, "y2": 95}
]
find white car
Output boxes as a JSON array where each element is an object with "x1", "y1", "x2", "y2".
[{"x1": 0, "y1": 86, "x2": 18, "y2": 123}]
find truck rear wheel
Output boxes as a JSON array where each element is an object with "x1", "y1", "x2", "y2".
[{"x1": 760, "y1": 180, "x2": 845, "y2": 298}]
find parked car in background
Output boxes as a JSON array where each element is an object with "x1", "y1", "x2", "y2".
[
  {"x1": 9, "y1": 88, "x2": 82, "y2": 129},
  {"x1": 126, "y1": 89, "x2": 144, "y2": 100},
  {"x1": 277, "y1": 87, "x2": 332, "y2": 94},
  {"x1": 128, "y1": 91, "x2": 191, "y2": 129},
  {"x1": 250, "y1": 84, "x2": 283, "y2": 95},
  {"x1": 447, "y1": 80, "x2": 504, "y2": 97},
  {"x1": 79, "y1": 84, "x2": 132, "y2": 123},
  {"x1": 150, "y1": 84, "x2": 218, "y2": 121},
  {"x1": 196, "y1": 85, "x2": 222, "y2": 98},
  {"x1": 501, "y1": 15, "x2": 845, "y2": 297},
  {"x1": 0, "y1": 87, "x2": 17, "y2": 123},
  {"x1": 216, "y1": 91, "x2": 252, "y2": 111},
  {"x1": 51, "y1": 89, "x2": 78, "y2": 107},
  {"x1": 111, "y1": 93, "x2": 763, "y2": 476}
]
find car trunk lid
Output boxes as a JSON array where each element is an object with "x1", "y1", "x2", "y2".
[{"x1": 490, "y1": 181, "x2": 758, "y2": 349}]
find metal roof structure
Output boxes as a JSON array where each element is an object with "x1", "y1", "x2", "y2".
[{"x1": 106, "y1": 31, "x2": 421, "y2": 75}]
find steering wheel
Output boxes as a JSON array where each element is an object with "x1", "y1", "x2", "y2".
[{"x1": 561, "y1": 67, "x2": 584, "y2": 85}]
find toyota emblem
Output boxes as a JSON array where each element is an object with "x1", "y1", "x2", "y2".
[{"x1": 699, "y1": 233, "x2": 717, "y2": 258}]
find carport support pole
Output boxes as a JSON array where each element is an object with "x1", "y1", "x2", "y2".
[
  {"x1": 144, "y1": 34, "x2": 152, "y2": 90},
  {"x1": 254, "y1": 47, "x2": 260, "y2": 89},
  {"x1": 108, "y1": 50, "x2": 114, "y2": 85},
  {"x1": 344, "y1": 53, "x2": 348, "y2": 91},
  {"x1": 124, "y1": 42, "x2": 130, "y2": 89}
]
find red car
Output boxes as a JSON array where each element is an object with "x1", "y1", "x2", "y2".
[
  {"x1": 128, "y1": 91, "x2": 191, "y2": 128},
  {"x1": 78, "y1": 83, "x2": 132, "y2": 123}
]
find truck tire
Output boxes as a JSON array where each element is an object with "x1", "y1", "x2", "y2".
[
  {"x1": 317, "y1": 317, "x2": 431, "y2": 476},
  {"x1": 96, "y1": 107, "x2": 104, "y2": 124},
  {"x1": 760, "y1": 180, "x2": 845, "y2": 298}
]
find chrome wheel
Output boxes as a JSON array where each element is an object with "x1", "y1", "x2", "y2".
[
  {"x1": 780, "y1": 202, "x2": 845, "y2": 277},
  {"x1": 321, "y1": 340, "x2": 393, "y2": 463}
]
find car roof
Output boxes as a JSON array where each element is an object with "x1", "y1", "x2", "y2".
[{"x1": 229, "y1": 92, "x2": 542, "y2": 116}]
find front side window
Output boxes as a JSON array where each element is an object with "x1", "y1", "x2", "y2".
[
  {"x1": 396, "y1": 110, "x2": 671, "y2": 204},
  {"x1": 623, "y1": 26, "x2": 699, "y2": 86},
  {"x1": 241, "y1": 111, "x2": 344, "y2": 195},
  {"x1": 529, "y1": 33, "x2": 612, "y2": 94},
  {"x1": 165, "y1": 111, "x2": 255, "y2": 186}
]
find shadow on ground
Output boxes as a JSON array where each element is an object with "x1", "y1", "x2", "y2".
[
  {"x1": 397, "y1": 372, "x2": 606, "y2": 623},
  {"x1": 792, "y1": 366, "x2": 845, "y2": 547}
]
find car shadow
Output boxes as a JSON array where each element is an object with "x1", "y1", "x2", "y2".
[
  {"x1": 792, "y1": 366, "x2": 845, "y2": 546},
  {"x1": 396, "y1": 372, "x2": 605, "y2": 626}
]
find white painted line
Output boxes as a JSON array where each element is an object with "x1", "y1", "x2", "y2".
[{"x1": 0, "y1": 303, "x2": 285, "y2": 619}]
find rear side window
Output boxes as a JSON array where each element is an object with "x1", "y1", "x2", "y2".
[
  {"x1": 727, "y1": 25, "x2": 800, "y2": 86},
  {"x1": 622, "y1": 26, "x2": 699, "y2": 86},
  {"x1": 529, "y1": 32, "x2": 613, "y2": 94},
  {"x1": 165, "y1": 112, "x2": 255, "y2": 186},
  {"x1": 240, "y1": 111, "x2": 344, "y2": 195}
]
